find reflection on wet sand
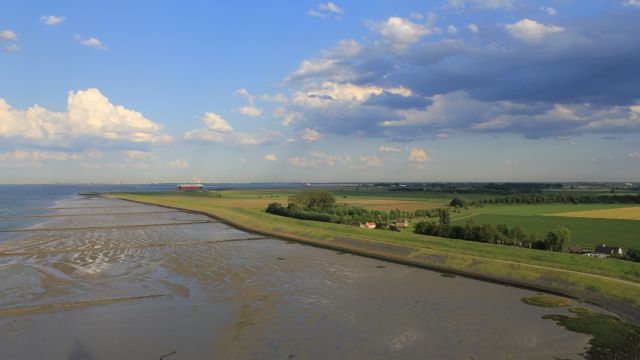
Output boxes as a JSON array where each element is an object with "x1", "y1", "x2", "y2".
[{"x1": 0, "y1": 196, "x2": 594, "y2": 359}]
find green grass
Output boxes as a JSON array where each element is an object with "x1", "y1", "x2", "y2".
[
  {"x1": 454, "y1": 213, "x2": 640, "y2": 250},
  {"x1": 543, "y1": 307, "x2": 640, "y2": 359},
  {"x1": 522, "y1": 295, "x2": 573, "y2": 308}
]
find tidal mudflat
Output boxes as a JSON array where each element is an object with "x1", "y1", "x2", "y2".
[{"x1": 0, "y1": 196, "x2": 600, "y2": 359}]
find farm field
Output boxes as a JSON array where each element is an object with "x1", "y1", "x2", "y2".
[
  {"x1": 550, "y1": 207, "x2": 640, "y2": 221},
  {"x1": 454, "y1": 214, "x2": 640, "y2": 250}
]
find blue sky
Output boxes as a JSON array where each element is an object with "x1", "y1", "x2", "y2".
[{"x1": 1, "y1": 0, "x2": 639, "y2": 183}]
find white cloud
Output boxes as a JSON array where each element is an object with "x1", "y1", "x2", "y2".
[
  {"x1": 319, "y1": 2, "x2": 343, "y2": 14},
  {"x1": 292, "y1": 81, "x2": 412, "y2": 109},
  {"x1": 288, "y1": 59, "x2": 339, "y2": 81},
  {"x1": 367, "y1": 16, "x2": 433, "y2": 45},
  {"x1": 236, "y1": 105, "x2": 262, "y2": 117},
  {"x1": 434, "y1": 133, "x2": 449, "y2": 140},
  {"x1": 184, "y1": 128, "x2": 225, "y2": 142},
  {"x1": 203, "y1": 112, "x2": 233, "y2": 132},
  {"x1": 467, "y1": 23, "x2": 479, "y2": 33},
  {"x1": 0, "y1": 88, "x2": 172, "y2": 145},
  {"x1": 264, "y1": 153, "x2": 278, "y2": 161},
  {"x1": 357, "y1": 155, "x2": 384, "y2": 168},
  {"x1": 408, "y1": 148, "x2": 430, "y2": 162},
  {"x1": 167, "y1": 159, "x2": 190, "y2": 169},
  {"x1": 234, "y1": 88, "x2": 262, "y2": 117},
  {"x1": 273, "y1": 108, "x2": 301, "y2": 126},
  {"x1": 123, "y1": 150, "x2": 155, "y2": 160},
  {"x1": 447, "y1": 25, "x2": 458, "y2": 34},
  {"x1": 505, "y1": 19, "x2": 564, "y2": 42},
  {"x1": 0, "y1": 30, "x2": 17, "y2": 41},
  {"x1": 74, "y1": 35, "x2": 107, "y2": 50},
  {"x1": 628, "y1": 152, "x2": 640, "y2": 159},
  {"x1": 446, "y1": 0, "x2": 513, "y2": 9},
  {"x1": 624, "y1": 0, "x2": 640, "y2": 8},
  {"x1": 3, "y1": 45, "x2": 19, "y2": 53},
  {"x1": 539, "y1": 6, "x2": 557, "y2": 16},
  {"x1": 41, "y1": 15, "x2": 66, "y2": 25},
  {"x1": 308, "y1": 2, "x2": 343, "y2": 18},
  {"x1": 379, "y1": 145, "x2": 402, "y2": 152},
  {"x1": 302, "y1": 128, "x2": 322, "y2": 142},
  {"x1": 0, "y1": 149, "x2": 101, "y2": 162}
]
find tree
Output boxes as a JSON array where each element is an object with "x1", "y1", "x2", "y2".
[
  {"x1": 437, "y1": 208, "x2": 450, "y2": 226},
  {"x1": 288, "y1": 190, "x2": 336, "y2": 210},
  {"x1": 450, "y1": 197, "x2": 467, "y2": 208},
  {"x1": 544, "y1": 227, "x2": 570, "y2": 252}
]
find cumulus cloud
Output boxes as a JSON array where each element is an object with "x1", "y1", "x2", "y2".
[
  {"x1": 302, "y1": 128, "x2": 322, "y2": 142},
  {"x1": 319, "y1": 2, "x2": 343, "y2": 14},
  {"x1": 234, "y1": 88, "x2": 262, "y2": 117},
  {"x1": 41, "y1": 15, "x2": 66, "y2": 25},
  {"x1": 0, "y1": 30, "x2": 17, "y2": 41},
  {"x1": 264, "y1": 153, "x2": 278, "y2": 161},
  {"x1": 408, "y1": 148, "x2": 429, "y2": 162},
  {"x1": 467, "y1": 23, "x2": 479, "y2": 33},
  {"x1": 263, "y1": 12, "x2": 640, "y2": 141},
  {"x1": 308, "y1": 2, "x2": 343, "y2": 19},
  {"x1": 447, "y1": 25, "x2": 458, "y2": 34},
  {"x1": 379, "y1": 145, "x2": 402, "y2": 152},
  {"x1": 184, "y1": 112, "x2": 282, "y2": 145},
  {"x1": 367, "y1": 16, "x2": 434, "y2": 45},
  {"x1": 74, "y1": 35, "x2": 107, "y2": 49},
  {"x1": 0, "y1": 88, "x2": 172, "y2": 145},
  {"x1": 505, "y1": 19, "x2": 564, "y2": 42}
]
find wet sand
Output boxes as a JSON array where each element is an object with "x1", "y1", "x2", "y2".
[{"x1": 0, "y1": 196, "x2": 596, "y2": 359}]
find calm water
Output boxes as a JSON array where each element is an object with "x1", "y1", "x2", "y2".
[{"x1": 0, "y1": 187, "x2": 597, "y2": 359}]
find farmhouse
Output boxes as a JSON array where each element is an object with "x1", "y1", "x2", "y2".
[
  {"x1": 360, "y1": 221, "x2": 377, "y2": 230},
  {"x1": 594, "y1": 244, "x2": 624, "y2": 256},
  {"x1": 395, "y1": 218, "x2": 410, "y2": 228}
]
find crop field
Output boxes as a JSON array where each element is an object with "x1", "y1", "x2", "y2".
[
  {"x1": 453, "y1": 214, "x2": 640, "y2": 249},
  {"x1": 549, "y1": 207, "x2": 640, "y2": 221}
]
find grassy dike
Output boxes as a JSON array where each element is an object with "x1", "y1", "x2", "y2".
[{"x1": 108, "y1": 191, "x2": 640, "y2": 323}]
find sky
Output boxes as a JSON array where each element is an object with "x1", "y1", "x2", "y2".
[{"x1": 1, "y1": 0, "x2": 639, "y2": 184}]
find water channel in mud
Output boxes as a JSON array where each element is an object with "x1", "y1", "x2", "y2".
[{"x1": 0, "y1": 194, "x2": 602, "y2": 359}]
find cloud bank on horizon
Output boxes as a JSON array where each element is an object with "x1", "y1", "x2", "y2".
[{"x1": 1, "y1": 0, "x2": 639, "y2": 182}]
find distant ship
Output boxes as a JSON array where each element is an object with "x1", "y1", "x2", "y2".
[{"x1": 177, "y1": 184, "x2": 204, "y2": 191}]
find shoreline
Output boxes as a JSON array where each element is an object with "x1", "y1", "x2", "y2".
[{"x1": 106, "y1": 193, "x2": 640, "y2": 324}]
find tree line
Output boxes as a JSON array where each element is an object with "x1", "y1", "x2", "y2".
[
  {"x1": 467, "y1": 193, "x2": 640, "y2": 206},
  {"x1": 414, "y1": 213, "x2": 570, "y2": 252}
]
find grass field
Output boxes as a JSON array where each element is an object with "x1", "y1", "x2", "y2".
[
  {"x1": 449, "y1": 204, "x2": 640, "y2": 250},
  {"x1": 108, "y1": 190, "x2": 640, "y2": 322}
]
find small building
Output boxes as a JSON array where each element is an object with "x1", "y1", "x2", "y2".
[
  {"x1": 582, "y1": 252, "x2": 609, "y2": 259},
  {"x1": 594, "y1": 244, "x2": 624, "y2": 256},
  {"x1": 395, "y1": 218, "x2": 410, "y2": 228},
  {"x1": 360, "y1": 221, "x2": 377, "y2": 230}
]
